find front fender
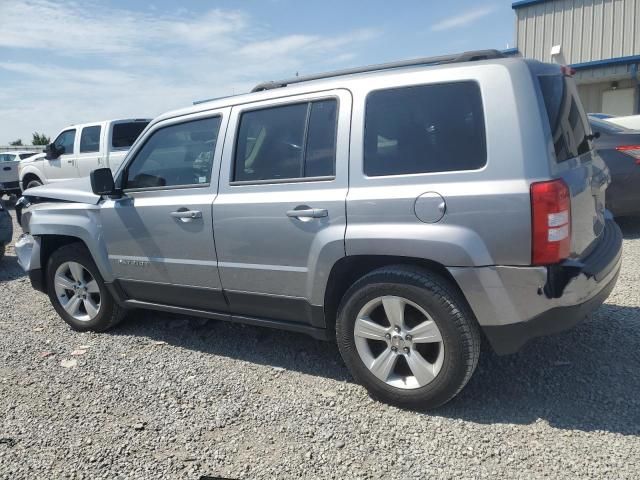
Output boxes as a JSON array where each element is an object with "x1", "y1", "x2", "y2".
[
  {"x1": 19, "y1": 163, "x2": 46, "y2": 186},
  {"x1": 26, "y1": 203, "x2": 113, "y2": 281}
]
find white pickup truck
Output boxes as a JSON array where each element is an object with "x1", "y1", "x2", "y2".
[{"x1": 19, "y1": 118, "x2": 150, "y2": 190}]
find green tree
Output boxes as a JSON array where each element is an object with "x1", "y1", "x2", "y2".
[
  {"x1": 31, "y1": 132, "x2": 51, "y2": 145},
  {"x1": 9, "y1": 139, "x2": 23, "y2": 146}
]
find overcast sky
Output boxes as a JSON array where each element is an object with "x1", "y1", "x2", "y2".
[{"x1": 0, "y1": 0, "x2": 515, "y2": 144}]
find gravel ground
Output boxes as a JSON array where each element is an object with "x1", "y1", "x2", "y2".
[{"x1": 1, "y1": 199, "x2": 639, "y2": 479}]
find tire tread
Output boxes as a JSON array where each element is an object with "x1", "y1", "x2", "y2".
[{"x1": 336, "y1": 265, "x2": 481, "y2": 409}]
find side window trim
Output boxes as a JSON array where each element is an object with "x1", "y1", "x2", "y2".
[
  {"x1": 229, "y1": 95, "x2": 339, "y2": 186},
  {"x1": 119, "y1": 113, "x2": 224, "y2": 193}
]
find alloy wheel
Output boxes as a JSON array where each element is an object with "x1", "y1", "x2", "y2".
[
  {"x1": 353, "y1": 295, "x2": 445, "y2": 389},
  {"x1": 53, "y1": 261, "x2": 101, "y2": 322}
]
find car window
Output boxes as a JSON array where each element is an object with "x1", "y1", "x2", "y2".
[
  {"x1": 0, "y1": 154, "x2": 13, "y2": 162},
  {"x1": 233, "y1": 99, "x2": 338, "y2": 182},
  {"x1": 124, "y1": 116, "x2": 221, "y2": 190},
  {"x1": 305, "y1": 100, "x2": 337, "y2": 177},
  {"x1": 53, "y1": 129, "x2": 76, "y2": 155},
  {"x1": 80, "y1": 125, "x2": 101, "y2": 153},
  {"x1": 537, "y1": 73, "x2": 592, "y2": 162},
  {"x1": 19, "y1": 153, "x2": 36, "y2": 160},
  {"x1": 364, "y1": 82, "x2": 486, "y2": 176},
  {"x1": 112, "y1": 121, "x2": 149, "y2": 149}
]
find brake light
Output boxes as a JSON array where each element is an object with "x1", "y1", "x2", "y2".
[
  {"x1": 531, "y1": 179, "x2": 571, "y2": 265},
  {"x1": 615, "y1": 145, "x2": 640, "y2": 164},
  {"x1": 560, "y1": 65, "x2": 576, "y2": 77}
]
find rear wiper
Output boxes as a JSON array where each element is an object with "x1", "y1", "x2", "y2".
[{"x1": 586, "y1": 132, "x2": 601, "y2": 141}]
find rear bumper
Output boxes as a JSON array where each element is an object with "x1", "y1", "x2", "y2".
[
  {"x1": 449, "y1": 219, "x2": 623, "y2": 354},
  {"x1": 482, "y1": 267, "x2": 619, "y2": 354},
  {"x1": 0, "y1": 181, "x2": 20, "y2": 193}
]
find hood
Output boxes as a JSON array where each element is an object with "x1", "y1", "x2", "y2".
[
  {"x1": 23, "y1": 176, "x2": 100, "y2": 204},
  {"x1": 20, "y1": 152, "x2": 45, "y2": 164}
]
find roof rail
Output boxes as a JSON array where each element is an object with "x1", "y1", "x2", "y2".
[{"x1": 251, "y1": 49, "x2": 505, "y2": 92}]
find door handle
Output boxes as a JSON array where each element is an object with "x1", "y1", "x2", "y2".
[
  {"x1": 66, "y1": 159, "x2": 74, "y2": 164},
  {"x1": 171, "y1": 209, "x2": 202, "y2": 222},
  {"x1": 286, "y1": 208, "x2": 328, "y2": 219},
  {"x1": 3, "y1": 167, "x2": 10, "y2": 171}
]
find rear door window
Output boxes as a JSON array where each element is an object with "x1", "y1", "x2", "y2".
[
  {"x1": 233, "y1": 99, "x2": 338, "y2": 182},
  {"x1": 363, "y1": 82, "x2": 486, "y2": 176},
  {"x1": 537, "y1": 74, "x2": 592, "y2": 162},
  {"x1": 80, "y1": 125, "x2": 101, "y2": 153},
  {"x1": 112, "y1": 121, "x2": 149, "y2": 149}
]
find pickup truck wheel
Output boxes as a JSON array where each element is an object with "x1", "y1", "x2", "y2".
[
  {"x1": 46, "y1": 243, "x2": 125, "y2": 332},
  {"x1": 336, "y1": 266, "x2": 480, "y2": 410},
  {"x1": 25, "y1": 178, "x2": 42, "y2": 189}
]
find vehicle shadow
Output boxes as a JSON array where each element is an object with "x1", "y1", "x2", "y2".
[
  {"x1": 113, "y1": 309, "x2": 352, "y2": 382},
  {"x1": 115, "y1": 302, "x2": 640, "y2": 436},
  {"x1": 437, "y1": 303, "x2": 640, "y2": 435},
  {"x1": 0, "y1": 254, "x2": 26, "y2": 282}
]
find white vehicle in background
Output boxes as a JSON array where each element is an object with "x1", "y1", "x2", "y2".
[
  {"x1": 19, "y1": 118, "x2": 150, "y2": 190},
  {"x1": 1, "y1": 151, "x2": 39, "y2": 196},
  {"x1": 605, "y1": 114, "x2": 640, "y2": 131}
]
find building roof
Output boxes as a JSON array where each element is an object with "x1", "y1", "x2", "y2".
[{"x1": 512, "y1": 0, "x2": 555, "y2": 9}]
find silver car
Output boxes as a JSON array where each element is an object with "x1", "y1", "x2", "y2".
[{"x1": 15, "y1": 50, "x2": 622, "y2": 408}]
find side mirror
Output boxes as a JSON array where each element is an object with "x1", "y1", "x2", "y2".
[
  {"x1": 45, "y1": 143, "x2": 61, "y2": 160},
  {"x1": 90, "y1": 168, "x2": 116, "y2": 196}
]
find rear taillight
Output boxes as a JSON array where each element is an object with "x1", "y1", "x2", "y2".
[
  {"x1": 615, "y1": 145, "x2": 640, "y2": 164},
  {"x1": 531, "y1": 179, "x2": 571, "y2": 265}
]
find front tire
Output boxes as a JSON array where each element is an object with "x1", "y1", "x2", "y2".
[
  {"x1": 46, "y1": 243, "x2": 125, "y2": 331},
  {"x1": 336, "y1": 266, "x2": 480, "y2": 410},
  {"x1": 25, "y1": 178, "x2": 42, "y2": 189}
]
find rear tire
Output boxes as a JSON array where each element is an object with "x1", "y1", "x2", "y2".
[
  {"x1": 46, "y1": 243, "x2": 125, "y2": 332},
  {"x1": 336, "y1": 265, "x2": 480, "y2": 409}
]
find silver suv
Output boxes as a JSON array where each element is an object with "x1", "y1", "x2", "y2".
[{"x1": 16, "y1": 50, "x2": 623, "y2": 408}]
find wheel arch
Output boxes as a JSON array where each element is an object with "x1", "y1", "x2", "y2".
[
  {"x1": 323, "y1": 255, "x2": 465, "y2": 333},
  {"x1": 27, "y1": 207, "x2": 113, "y2": 283},
  {"x1": 20, "y1": 167, "x2": 45, "y2": 188}
]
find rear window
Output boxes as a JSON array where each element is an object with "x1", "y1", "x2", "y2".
[
  {"x1": 364, "y1": 82, "x2": 486, "y2": 177},
  {"x1": 537, "y1": 74, "x2": 592, "y2": 162},
  {"x1": 112, "y1": 121, "x2": 149, "y2": 149},
  {"x1": 18, "y1": 153, "x2": 36, "y2": 160}
]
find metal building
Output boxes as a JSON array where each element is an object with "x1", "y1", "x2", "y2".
[{"x1": 512, "y1": 0, "x2": 640, "y2": 115}]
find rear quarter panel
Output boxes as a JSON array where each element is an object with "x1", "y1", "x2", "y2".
[{"x1": 345, "y1": 59, "x2": 549, "y2": 267}]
